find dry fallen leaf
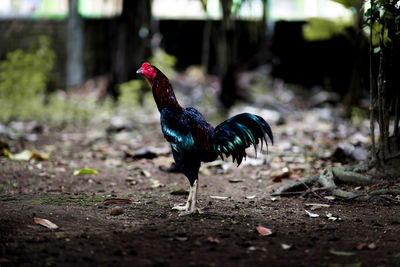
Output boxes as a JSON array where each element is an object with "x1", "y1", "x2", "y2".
[
  {"x1": 356, "y1": 243, "x2": 367, "y2": 250},
  {"x1": 150, "y1": 178, "x2": 164, "y2": 188},
  {"x1": 305, "y1": 209, "x2": 319, "y2": 218},
  {"x1": 256, "y1": 226, "x2": 273, "y2": 236},
  {"x1": 34, "y1": 217, "x2": 59, "y2": 230},
  {"x1": 368, "y1": 243, "x2": 377, "y2": 250},
  {"x1": 210, "y1": 196, "x2": 229, "y2": 200},
  {"x1": 30, "y1": 151, "x2": 50, "y2": 161},
  {"x1": 281, "y1": 243, "x2": 293, "y2": 250},
  {"x1": 329, "y1": 248, "x2": 357, "y2": 256},
  {"x1": 6, "y1": 150, "x2": 49, "y2": 161},
  {"x1": 207, "y1": 236, "x2": 220, "y2": 244},
  {"x1": 326, "y1": 213, "x2": 342, "y2": 221},
  {"x1": 11, "y1": 150, "x2": 32, "y2": 161},
  {"x1": 271, "y1": 167, "x2": 291, "y2": 183}
]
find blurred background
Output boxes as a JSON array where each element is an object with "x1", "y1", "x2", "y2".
[
  {"x1": 2, "y1": 3, "x2": 400, "y2": 266},
  {"x1": 0, "y1": 0, "x2": 373, "y2": 124}
]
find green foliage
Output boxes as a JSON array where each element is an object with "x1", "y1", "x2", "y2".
[
  {"x1": 365, "y1": 1, "x2": 399, "y2": 47},
  {"x1": 370, "y1": 21, "x2": 389, "y2": 47},
  {"x1": 331, "y1": 0, "x2": 359, "y2": 9},
  {"x1": 117, "y1": 77, "x2": 160, "y2": 118},
  {"x1": 365, "y1": 4, "x2": 380, "y2": 20},
  {"x1": 42, "y1": 93, "x2": 113, "y2": 124},
  {"x1": 303, "y1": 17, "x2": 353, "y2": 41},
  {"x1": 0, "y1": 36, "x2": 54, "y2": 122},
  {"x1": 148, "y1": 48, "x2": 177, "y2": 80},
  {"x1": 73, "y1": 168, "x2": 98, "y2": 176},
  {"x1": 351, "y1": 106, "x2": 368, "y2": 125},
  {"x1": 118, "y1": 80, "x2": 144, "y2": 107},
  {"x1": 0, "y1": 36, "x2": 114, "y2": 124}
]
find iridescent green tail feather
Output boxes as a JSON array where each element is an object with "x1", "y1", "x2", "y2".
[{"x1": 213, "y1": 113, "x2": 274, "y2": 165}]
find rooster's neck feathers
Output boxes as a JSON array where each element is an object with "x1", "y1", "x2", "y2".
[
  {"x1": 137, "y1": 62, "x2": 183, "y2": 113},
  {"x1": 152, "y1": 70, "x2": 183, "y2": 113}
]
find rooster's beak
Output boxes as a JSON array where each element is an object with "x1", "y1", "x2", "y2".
[{"x1": 136, "y1": 68, "x2": 143, "y2": 74}]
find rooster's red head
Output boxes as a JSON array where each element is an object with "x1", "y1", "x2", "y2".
[{"x1": 137, "y1": 62, "x2": 157, "y2": 84}]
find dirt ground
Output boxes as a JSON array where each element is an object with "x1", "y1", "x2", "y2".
[
  {"x1": 1, "y1": 118, "x2": 400, "y2": 267},
  {"x1": 2, "y1": 72, "x2": 400, "y2": 267}
]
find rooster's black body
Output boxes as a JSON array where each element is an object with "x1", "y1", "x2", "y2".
[{"x1": 137, "y1": 63, "x2": 273, "y2": 215}]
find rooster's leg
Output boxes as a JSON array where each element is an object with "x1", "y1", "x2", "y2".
[
  {"x1": 189, "y1": 179, "x2": 198, "y2": 211},
  {"x1": 172, "y1": 185, "x2": 193, "y2": 211},
  {"x1": 178, "y1": 180, "x2": 202, "y2": 216}
]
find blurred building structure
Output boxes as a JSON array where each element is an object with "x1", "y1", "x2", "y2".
[{"x1": 0, "y1": 0, "x2": 355, "y2": 91}]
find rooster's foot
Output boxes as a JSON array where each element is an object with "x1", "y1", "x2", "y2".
[
  {"x1": 178, "y1": 207, "x2": 203, "y2": 216},
  {"x1": 172, "y1": 203, "x2": 189, "y2": 211}
]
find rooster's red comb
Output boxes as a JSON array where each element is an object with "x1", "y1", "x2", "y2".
[
  {"x1": 137, "y1": 62, "x2": 152, "y2": 74},
  {"x1": 137, "y1": 62, "x2": 157, "y2": 82},
  {"x1": 141, "y1": 62, "x2": 151, "y2": 68}
]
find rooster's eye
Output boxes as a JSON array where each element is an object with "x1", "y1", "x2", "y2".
[{"x1": 148, "y1": 67, "x2": 153, "y2": 71}]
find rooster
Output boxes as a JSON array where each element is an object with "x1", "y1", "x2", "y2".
[{"x1": 137, "y1": 63, "x2": 273, "y2": 215}]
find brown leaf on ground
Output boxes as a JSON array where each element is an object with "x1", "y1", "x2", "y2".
[
  {"x1": 256, "y1": 226, "x2": 273, "y2": 236},
  {"x1": 207, "y1": 236, "x2": 220, "y2": 244},
  {"x1": 30, "y1": 151, "x2": 50, "y2": 160},
  {"x1": 356, "y1": 243, "x2": 368, "y2": 250},
  {"x1": 271, "y1": 167, "x2": 291, "y2": 182},
  {"x1": 329, "y1": 248, "x2": 357, "y2": 256},
  {"x1": 34, "y1": 217, "x2": 59, "y2": 230}
]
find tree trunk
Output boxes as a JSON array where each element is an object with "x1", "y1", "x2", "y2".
[
  {"x1": 200, "y1": 1, "x2": 211, "y2": 72},
  {"x1": 344, "y1": 0, "x2": 366, "y2": 108},
  {"x1": 201, "y1": 18, "x2": 211, "y2": 72},
  {"x1": 108, "y1": 0, "x2": 151, "y2": 97},
  {"x1": 217, "y1": 0, "x2": 238, "y2": 110},
  {"x1": 369, "y1": 1, "x2": 400, "y2": 177},
  {"x1": 67, "y1": 0, "x2": 84, "y2": 87}
]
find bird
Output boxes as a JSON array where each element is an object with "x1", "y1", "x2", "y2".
[{"x1": 137, "y1": 62, "x2": 273, "y2": 215}]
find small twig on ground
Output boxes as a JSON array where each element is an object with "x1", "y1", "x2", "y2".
[
  {"x1": 299, "y1": 180, "x2": 327, "y2": 202},
  {"x1": 380, "y1": 195, "x2": 400, "y2": 204}
]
